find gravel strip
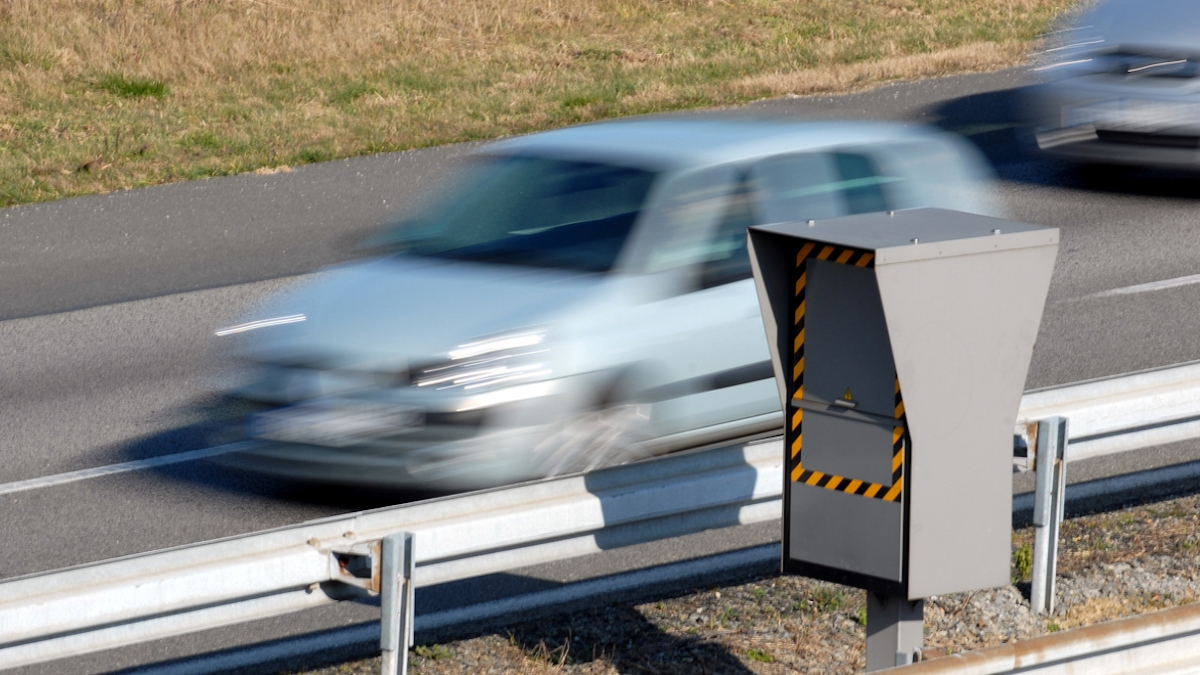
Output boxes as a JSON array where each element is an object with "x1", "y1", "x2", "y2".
[{"x1": 290, "y1": 492, "x2": 1200, "y2": 674}]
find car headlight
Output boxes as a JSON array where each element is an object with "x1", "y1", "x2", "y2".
[{"x1": 414, "y1": 329, "x2": 552, "y2": 392}]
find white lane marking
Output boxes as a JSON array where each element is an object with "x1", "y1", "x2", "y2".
[
  {"x1": 0, "y1": 444, "x2": 250, "y2": 497},
  {"x1": 1086, "y1": 273, "x2": 1200, "y2": 299},
  {"x1": 215, "y1": 314, "x2": 306, "y2": 336}
]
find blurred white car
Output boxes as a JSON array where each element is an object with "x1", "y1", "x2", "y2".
[
  {"x1": 1025, "y1": 0, "x2": 1200, "y2": 167},
  {"x1": 214, "y1": 118, "x2": 995, "y2": 490}
]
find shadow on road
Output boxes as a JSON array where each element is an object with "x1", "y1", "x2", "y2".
[{"x1": 120, "y1": 420, "x2": 444, "y2": 511}]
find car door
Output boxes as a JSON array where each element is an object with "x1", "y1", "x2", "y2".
[
  {"x1": 600, "y1": 150, "x2": 906, "y2": 444},
  {"x1": 588, "y1": 165, "x2": 769, "y2": 444},
  {"x1": 645, "y1": 149, "x2": 907, "y2": 437}
]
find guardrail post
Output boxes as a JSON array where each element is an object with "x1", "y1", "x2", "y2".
[
  {"x1": 380, "y1": 532, "x2": 415, "y2": 675},
  {"x1": 1031, "y1": 416, "x2": 1067, "y2": 615}
]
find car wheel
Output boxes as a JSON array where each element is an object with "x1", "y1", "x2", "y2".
[{"x1": 534, "y1": 401, "x2": 654, "y2": 478}]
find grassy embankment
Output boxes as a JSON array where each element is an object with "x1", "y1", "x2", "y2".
[{"x1": 0, "y1": 0, "x2": 1072, "y2": 208}]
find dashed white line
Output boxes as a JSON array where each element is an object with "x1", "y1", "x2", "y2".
[
  {"x1": 0, "y1": 443, "x2": 251, "y2": 497},
  {"x1": 1086, "y1": 273, "x2": 1200, "y2": 299}
]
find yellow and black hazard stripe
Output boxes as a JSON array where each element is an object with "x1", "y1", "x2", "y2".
[
  {"x1": 891, "y1": 379, "x2": 905, "y2": 492},
  {"x1": 793, "y1": 241, "x2": 875, "y2": 270},
  {"x1": 788, "y1": 239, "x2": 903, "y2": 503}
]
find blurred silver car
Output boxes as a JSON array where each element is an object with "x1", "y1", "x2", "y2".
[
  {"x1": 1025, "y1": 0, "x2": 1200, "y2": 167},
  {"x1": 214, "y1": 118, "x2": 995, "y2": 490}
]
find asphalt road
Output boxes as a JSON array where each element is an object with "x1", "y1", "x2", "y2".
[{"x1": 4, "y1": 67, "x2": 1200, "y2": 675}]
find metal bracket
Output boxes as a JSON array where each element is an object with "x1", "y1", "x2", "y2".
[{"x1": 329, "y1": 540, "x2": 382, "y2": 594}]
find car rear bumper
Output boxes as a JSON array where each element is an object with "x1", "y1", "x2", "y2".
[
  {"x1": 1036, "y1": 126, "x2": 1200, "y2": 167},
  {"x1": 1026, "y1": 81, "x2": 1200, "y2": 168}
]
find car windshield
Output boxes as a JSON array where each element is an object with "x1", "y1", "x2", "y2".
[{"x1": 375, "y1": 155, "x2": 659, "y2": 273}]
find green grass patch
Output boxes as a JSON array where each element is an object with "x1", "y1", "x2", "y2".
[
  {"x1": 181, "y1": 132, "x2": 222, "y2": 151},
  {"x1": 413, "y1": 643, "x2": 452, "y2": 660},
  {"x1": 1013, "y1": 543, "x2": 1034, "y2": 583},
  {"x1": 812, "y1": 585, "x2": 847, "y2": 613},
  {"x1": 95, "y1": 74, "x2": 169, "y2": 100},
  {"x1": 745, "y1": 648, "x2": 774, "y2": 663}
]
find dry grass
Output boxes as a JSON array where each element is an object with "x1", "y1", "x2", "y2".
[{"x1": 0, "y1": 0, "x2": 1072, "y2": 207}]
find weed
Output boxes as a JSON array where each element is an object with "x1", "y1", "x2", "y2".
[
  {"x1": 527, "y1": 638, "x2": 573, "y2": 666},
  {"x1": 857, "y1": 605, "x2": 867, "y2": 626},
  {"x1": 1047, "y1": 622, "x2": 1060, "y2": 632},
  {"x1": 811, "y1": 585, "x2": 846, "y2": 613},
  {"x1": 0, "y1": 39, "x2": 55, "y2": 69},
  {"x1": 752, "y1": 588, "x2": 767, "y2": 600},
  {"x1": 296, "y1": 147, "x2": 331, "y2": 164},
  {"x1": 575, "y1": 46, "x2": 624, "y2": 61},
  {"x1": 413, "y1": 643, "x2": 452, "y2": 660},
  {"x1": 1013, "y1": 543, "x2": 1033, "y2": 583},
  {"x1": 745, "y1": 648, "x2": 774, "y2": 663},
  {"x1": 95, "y1": 74, "x2": 168, "y2": 99},
  {"x1": 387, "y1": 68, "x2": 444, "y2": 93},
  {"x1": 181, "y1": 132, "x2": 221, "y2": 151},
  {"x1": 330, "y1": 81, "x2": 380, "y2": 105}
]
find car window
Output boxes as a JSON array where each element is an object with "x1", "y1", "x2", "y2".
[
  {"x1": 628, "y1": 165, "x2": 740, "y2": 274},
  {"x1": 869, "y1": 139, "x2": 996, "y2": 216},
  {"x1": 750, "y1": 151, "x2": 902, "y2": 223},
  {"x1": 372, "y1": 156, "x2": 659, "y2": 273},
  {"x1": 685, "y1": 151, "x2": 906, "y2": 290},
  {"x1": 749, "y1": 153, "x2": 842, "y2": 223},
  {"x1": 698, "y1": 174, "x2": 757, "y2": 289},
  {"x1": 834, "y1": 152, "x2": 892, "y2": 214}
]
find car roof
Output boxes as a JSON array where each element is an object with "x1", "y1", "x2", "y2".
[
  {"x1": 1075, "y1": 0, "x2": 1200, "y2": 55},
  {"x1": 483, "y1": 118, "x2": 941, "y2": 171}
]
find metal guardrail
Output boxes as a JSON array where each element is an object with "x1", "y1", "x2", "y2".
[
  {"x1": 3, "y1": 361, "x2": 1200, "y2": 672},
  {"x1": 894, "y1": 600, "x2": 1200, "y2": 675},
  {"x1": 0, "y1": 438, "x2": 780, "y2": 670},
  {"x1": 1017, "y1": 359, "x2": 1200, "y2": 461}
]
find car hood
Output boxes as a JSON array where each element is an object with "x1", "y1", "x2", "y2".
[
  {"x1": 238, "y1": 255, "x2": 609, "y2": 368},
  {"x1": 1081, "y1": 0, "x2": 1200, "y2": 54}
]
